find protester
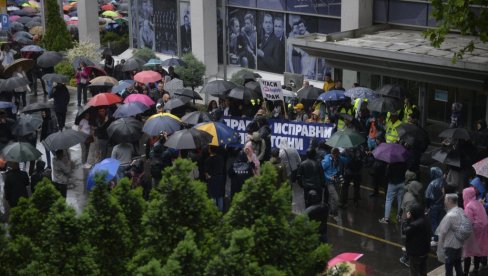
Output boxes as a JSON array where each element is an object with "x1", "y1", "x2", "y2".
[
  {"x1": 94, "y1": 108, "x2": 112, "y2": 160},
  {"x1": 278, "y1": 140, "x2": 301, "y2": 185},
  {"x1": 269, "y1": 148, "x2": 287, "y2": 187},
  {"x1": 229, "y1": 142, "x2": 259, "y2": 198},
  {"x1": 40, "y1": 110, "x2": 59, "y2": 169},
  {"x1": 297, "y1": 149, "x2": 326, "y2": 208},
  {"x1": 13, "y1": 66, "x2": 29, "y2": 107},
  {"x1": 204, "y1": 146, "x2": 226, "y2": 211},
  {"x1": 30, "y1": 160, "x2": 50, "y2": 193},
  {"x1": 111, "y1": 142, "x2": 134, "y2": 180},
  {"x1": 293, "y1": 103, "x2": 308, "y2": 122},
  {"x1": 75, "y1": 62, "x2": 90, "y2": 106},
  {"x1": 250, "y1": 131, "x2": 266, "y2": 162},
  {"x1": 51, "y1": 82, "x2": 70, "y2": 130},
  {"x1": 425, "y1": 167, "x2": 446, "y2": 246},
  {"x1": 104, "y1": 54, "x2": 115, "y2": 76},
  {"x1": 379, "y1": 161, "x2": 407, "y2": 224},
  {"x1": 402, "y1": 203, "x2": 431, "y2": 275},
  {"x1": 52, "y1": 150, "x2": 72, "y2": 198},
  {"x1": 4, "y1": 162, "x2": 30, "y2": 208},
  {"x1": 322, "y1": 148, "x2": 349, "y2": 219}
]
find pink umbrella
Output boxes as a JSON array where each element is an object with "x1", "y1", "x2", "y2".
[
  {"x1": 124, "y1": 94, "x2": 155, "y2": 107},
  {"x1": 328, "y1": 252, "x2": 364, "y2": 268},
  {"x1": 133, "y1": 70, "x2": 162, "y2": 84},
  {"x1": 9, "y1": 15, "x2": 20, "y2": 22}
]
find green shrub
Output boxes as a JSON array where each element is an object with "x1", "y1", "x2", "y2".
[
  {"x1": 54, "y1": 60, "x2": 75, "y2": 80},
  {"x1": 101, "y1": 31, "x2": 129, "y2": 56}
]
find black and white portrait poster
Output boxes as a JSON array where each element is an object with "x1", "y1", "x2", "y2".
[
  {"x1": 179, "y1": 2, "x2": 191, "y2": 55},
  {"x1": 227, "y1": 8, "x2": 257, "y2": 69},
  {"x1": 256, "y1": 11, "x2": 285, "y2": 74},
  {"x1": 286, "y1": 14, "x2": 318, "y2": 79},
  {"x1": 129, "y1": 0, "x2": 139, "y2": 48},
  {"x1": 153, "y1": 0, "x2": 177, "y2": 55},
  {"x1": 138, "y1": 0, "x2": 155, "y2": 50},
  {"x1": 217, "y1": 7, "x2": 224, "y2": 63}
]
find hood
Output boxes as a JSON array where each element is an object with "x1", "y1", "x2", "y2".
[
  {"x1": 470, "y1": 177, "x2": 486, "y2": 195},
  {"x1": 407, "y1": 181, "x2": 423, "y2": 196},
  {"x1": 409, "y1": 203, "x2": 424, "y2": 220},
  {"x1": 463, "y1": 187, "x2": 476, "y2": 208},
  {"x1": 405, "y1": 170, "x2": 416, "y2": 183},
  {"x1": 430, "y1": 167, "x2": 443, "y2": 180}
]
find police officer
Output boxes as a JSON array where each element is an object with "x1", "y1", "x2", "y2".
[{"x1": 385, "y1": 111, "x2": 402, "y2": 143}]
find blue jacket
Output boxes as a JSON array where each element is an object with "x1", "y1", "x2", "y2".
[
  {"x1": 321, "y1": 153, "x2": 350, "y2": 182},
  {"x1": 425, "y1": 167, "x2": 445, "y2": 209}
]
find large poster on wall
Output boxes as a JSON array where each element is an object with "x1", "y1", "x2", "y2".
[
  {"x1": 130, "y1": 0, "x2": 138, "y2": 48},
  {"x1": 286, "y1": 14, "x2": 318, "y2": 80},
  {"x1": 153, "y1": 0, "x2": 177, "y2": 55},
  {"x1": 137, "y1": 0, "x2": 155, "y2": 50},
  {"x1": 256, "y1": 11, "x2": 285, "y2": 74},
  {"x1": 179, "y1": 2, "x2": 191, "y2": 55},
  {"x1": 227, "y1": 8, "x2": 257, "y2": 69}
]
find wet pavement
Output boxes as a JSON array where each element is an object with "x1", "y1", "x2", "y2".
[{"x1": 0, "y1": 89, "x2": 443, "y2": 274}]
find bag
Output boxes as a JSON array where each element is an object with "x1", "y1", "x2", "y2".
[
  {"x1": 232, "y1": 162, "x2": 251, "y2": 176},
  {"x1": 80, "y1": 78, "x2": 87, "y2": 84},
  {"x1": 454, "y1": 211, "x2": 473, "y2": 242},
  {"x1": 85, "y1": 135, "x2": 94, "y2": 144}
]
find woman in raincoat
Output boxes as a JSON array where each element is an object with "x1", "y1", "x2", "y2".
[
  {"x1": 462, "y1": 187, "x2": 488, "y2": 274},
  {"x1": 425, "y1": 167, "x2": 446, "y2": 246}
]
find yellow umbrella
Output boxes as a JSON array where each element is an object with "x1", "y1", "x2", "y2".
[
  {"x1": 28, "y1": 1, "x2": 39, "y2": 8},
  {"x1": 102, "y1": 11, "x2": 119, "y2": 18},
  {"x1": 148, "y1": 112, "x2": 181, "y2": 122},
  {"x1": 29, "y1": 26, "x2": 43, "y2": 36}
]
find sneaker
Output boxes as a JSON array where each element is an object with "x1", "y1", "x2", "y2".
[
  {"x1": 430, "y1": 241, "x2": 438, "y2": 247},
  {"x1": 399, "y1": 256, "x2": 410, "y2": 268},
  {"x1": 83, "y1": 163, "x2": 92, "y2": 169},
  {"x1": 379, "y1": 218, "x2": 390, "y2": 224},
  {"x1": 401, "y1": 247, "x2": 406, "y2": 252}
]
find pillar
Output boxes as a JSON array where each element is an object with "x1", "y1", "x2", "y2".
[
  {"x1": 77, "y1": 0, "x2": 100, "y2": 46},
  {"x1": 190, "y1": 0, "x2": 218, "y2": 78},
  {"x1": 340, "y1": 0, "x2": 373, "y2": 88}
]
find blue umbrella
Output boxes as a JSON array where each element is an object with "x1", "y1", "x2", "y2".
[
  {"x1": 345, "y1": 87, "x2": 377, "y2": 100},
  {"x1": 20, "y1": 45, "x2": 44, "y2": 53},
  {"x1": 111, "y1": 81, "x2": 132, "y2": 94},
  {"x1": 144, "y1": 58, "x2": 163, "y2": 67},
  {"x1": 318, "y1": 90, "x2": 345, "y2": 102},
  {"x1": 113, "y1": 101, "x2": 149, "y2": 118},
  {"x1": 87, "y1": 158, "x2": 120, "y2": 190},
  {"x1": 0, "y1": 101, "x2": 17, "y2": 112}
]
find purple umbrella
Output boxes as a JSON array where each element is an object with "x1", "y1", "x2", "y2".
[{"x1": 372, "y1": 143, "x2": 409, "y2": 163}]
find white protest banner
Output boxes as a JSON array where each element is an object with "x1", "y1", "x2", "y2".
[{"x1": 259, "y1": 79, "x2": 283, "y2": 101}]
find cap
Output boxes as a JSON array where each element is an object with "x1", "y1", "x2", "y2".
[
  {"x1": 470, "y1": 177, "x2": 486, "y2": 195},
  {"x1": 294, "y1": 103, "x2": 304, "y2": 110},
  {"x1": 312, "y1": 110, "x2": 320, "y2": 116},
  {"x1": 156, "y1": 103, "x2": 163, "y2": 109}
]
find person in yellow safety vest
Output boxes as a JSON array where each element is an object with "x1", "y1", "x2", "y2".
[
  {"x1": 385, "y1": 112, "x2": 402, "y2": 143},
  {"x1": 336, "y1": 101, "x2": 353, "y2": 130},
  {"x1": 353, "y1": 98, "x2": 368, "y2": 117},
  {"x1": 322, "y1": 72, "x2": 334, "y2": 92},
  {"x1": 402, "y1": 98, "x2": 417, "y2": 124}
]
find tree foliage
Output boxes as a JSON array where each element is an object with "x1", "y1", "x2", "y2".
[
  {"x1": 425, "y1": 0, "x2": 488, "y2": 61},
  {"x1": 174, "y1": 53, "x2": 206, "y2": 90},
  {"x1": 133, "y1": 48, "x2": 157, "y2": 62},
  {"x1": 42, "y1": 0, "x2": 73, "y2": 51}
]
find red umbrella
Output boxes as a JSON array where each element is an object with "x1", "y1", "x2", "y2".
[
  {"x1": 124, "y1": 94, "x2": 155, "y2": 107},
  {"x1": 101, "y1": 3, "x2": 114, "y2": 11},
  {"x1": 133, "y1": 70, "x2": 162, "y2": 84},
  {"x1": 86, "y1": 66, "x2": 107, "y2": 77},
  {"x1": 87, "y1": 93, "x2": 122, "y2": 107}
]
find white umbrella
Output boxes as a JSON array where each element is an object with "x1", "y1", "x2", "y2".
[
  {"x1": 282, "y1": 89, "x2": 297, "y2": 98},
  {"x1": 164, "y1": 78, "x2": 184, "y2": 96}
]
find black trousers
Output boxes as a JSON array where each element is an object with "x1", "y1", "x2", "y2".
[
  {"x1": 409, "y1": 255, "x2": 427, "y2": 276},
  {"x1": 53, "y1": 182, "x2": 67, "y2": 198},
  {"x1": 341, "y1": 173, "x2": 361, "y2": 205},
  {"x1": 77, "y1": 84, "x2": 88, "y2": 105},
  {"x1": 56, "y1": 111, "x2": 67, "y2": 130}
]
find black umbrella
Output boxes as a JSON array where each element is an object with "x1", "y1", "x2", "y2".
[
  {"x1": 72, "y1": 56, "x2": 95, "y2": 69},
  {"x1": 11, "y1": 113, "x2": 42, "y2": 136},
  {"x1": 164, "y1": 128, "x2": 213, "y2": 150},
  {"x1": 438, "y1": 128, "x2": 471, "y2": 141},
  {"x1": 375, "y1": 84, "x2": 406, "y2": 100},
  {"x1": 107, "y1": 117, "x2": 143, "y2": 143},
  {"x1": 297, "y1": 86, "x2": 323, "y2": 100},
  {"x1": 25, "y1": 21, "x2": 41, "y2": 29},
  {"x1": 100, "y1": 47, "x2": 112, "y2": 56},
  {"x1": 431, "y1": 148, "x2": 461, "y2": 167},
  {"x1": 10, "y1": 21, "x2": 24, "y2": 32},
  {"x1": 161, "y1": 58, "x2": 186, "y2": 67},
  {"x1": 367, "y1": 97, "x2": 401, "y2": 113},
  {"x1": 42, "y1": 130, "x2": 89, "y2": 151},
  {"x1": 200, "y1": 80, "x2": 236, "y2": 98},
  {"x1": 17, "y1": 16, "x2": 33, "y2": 24},
  {"x1": 227, "y1": 86, "x2": 261, "y2": 101},
  {"x1": 244, "y1": 81, "x2": 261, "y2": 93},
  {"x1": 396, "y1": 123, "x2": 429, "y2": 149},
  {"x1": 75, "y1": 105, "x2": 96, "y2": 125},
  {"x1": 0, "y1": 76, "x2": 29, "y2": 91},
  {"x1": 122, "y1": 57, "x2": 146, "y2": 72},
  {"x1": 174, "y1": 88, "x2": 203, "y2": 100},
  {"x1": 163, "y1": 97, "x2": 191, "y2": 111},
  {"x1": 13, "y1": 36, "x2": 33, "y2": 45},
  {"x1": 181, "y1": 111, "x2": 211, "y2": 126},
  {"x1": 1, "y1": 142, "x2": 42, "y2": 162},
  {"x1": 233, "y1": 70, "x2": 259, "y2": 84},
  {"x1": 21, "y1": 102, "x2": 52, "y2": 113},
  {"x1": 37, "y1": 51, "x2": 63, "y2": 68},
  {"x1": 42, "y1": 73, "x2": 69, "y2": 84}
]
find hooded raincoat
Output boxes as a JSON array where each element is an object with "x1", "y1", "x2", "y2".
[{"x1": 462, "y1": 187, "x2": 488, "y2": 257}]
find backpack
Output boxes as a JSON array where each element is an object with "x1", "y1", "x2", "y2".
[{"x1": 454, "y1": 210, "x2": 473, "y2": 242}]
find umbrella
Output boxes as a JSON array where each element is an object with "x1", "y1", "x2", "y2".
[
  {"x1": 25, "y1": 21, "x2": 41, "y2": 28},
  {"x1": 181, "y1": 111, "x2": 211, "y2": 126},
  {"x1": 121, "y1": 57, "x2": 145, "y2": 72},
  {"x1": 101, "y1": 10, "x2": 119, "y2": 18},
  {"x1": 164, "y1": 78, "x2": 184, "y2": 95},
  {"x1": 372, "y1": 143, "x2": 409, "y2": 163},
  {"x1": 86, "y1": 66, "x2": 107, "y2": 77},
  {"x1": 244, "y1": 81, "x2": 261, "y2": 93},
  {"x1": 10, "y1": 21, "x2": 25, "y2": 32},
  {"x1": 473, "y1": 157, "x2": 488, "y2": 178},
  {"x1": 42, "y1": 130, "x2": 89, "y2": 151},
  {"x1": 2, "y1": 58, "x2": 34, "y2": 77},
  {"x1": 72, "y1": 56, "x2": 95, "y2": 69},
  {"x1": 29, "y1": 26, "x2": 43, "y2": 36},
  {"x1": 328, "y1": 253, "x2": 366, "y2": 275},
  {"x1": 200, "y1": 80, "x2": 236, "y2": 98},
  {"x1": 87, "y1": 93, "x2": 122, "y2": 107},
  {"x1": 42, "y1": 73, "x2": 69, "y2": 84},
  {"x1": 431, "y1": 148, "x2": 461, "y2": 167},
  {"x1": 37, "y1": 51, "x2": 63, "y2": 68},
  {"x1": 163, "y1": 97, "x2": 191, "y2": 111},
  {"x1": 328, "y1": 253, "x2": 364, "y2": 268},
  {"x1": 174, "y1": 88, "x2": 203, "y2": 100},
  {"x1": 11, "y1": 113, "x2": 42, "y2": 136},
  {"x1": 20, "y1": 44, "x2": 44, "y2": 52},
  {"x1": 101, "y1": 3, "x2": 114, "y2": 11},
  {"x1": 90, "y1": 76, "x2": 118, "y2": 86},
  {"x1": 17, "y1": 16, "x2": 32, "y2": 24},
  {"x1": 396, "y1": 123, "x2": 429, "y2": 149},
  {"x1": 1, "y1": 142, "x2": 42, "y2": 162},
  {"x1": 0, "y1": 76, "x2": 29, "y2": 91},
  {"x1": 0, "y1": 101, "x2": 17, "y2": 112},
  {"x1": 164, "y1": 128, "x2": 213, "y2": 150},
  {"x1": 9, "y1": 15, "x2": 20, "y2": 22},
  {"x1": 161, "y1": 58, "x2": 186, "y2": 67},
  {"x1": 367, "y1": 97, "x2": 401, "y2": 113},
  {"x1": 438, "y1": 128, "x2": 470, "y2": 141},
  {"x1": 13, "y1": 36, "x2": 33, "y2": 45},
  {"x1": 144, "y1": 58, "x2": 163, "y2": 67},
  {"x1": 74, "y1": 105, "x2": 96, "y2": 125},
  {"x1": 375, "y1": 84, "x2": 406, "y2": 99},
  {"x1": 227, "y1": 86, "x2": 261, "y2": 101},
  {"x1": 111, "y1": 81, "x2": 132, "y2": 94},
  {"x1": 194, "y1": 122, "x2": 240, "y2": 146},
  {"x1": 107, "y1": 117, "x2": 143, "y2": 143},
  {"x1": 345, "y1": 87, "x2": 377, "y2": 100},
  {"x1": 133, "y1": 70, "x2": 162, "y2": 83},
  {"x1": 7, "y1": 6, "x2": 19, "y2": 11},
  {"x1": 297, "y1": 86, "x2": 323, "y2": 100},
  {"x1": 87, "y1": 158, "x2": 120, "y2": 190},
  {"x1": 21, "y1": 102, "x2": 52, "y2": 113},
  {"x1": 326, "y1": 129, "x2": 365, "y2": 148},
  {"x1": 113, "y1": 101, "x2": 149, "y2": 118},
  {"x1": 282, "y1": 89, "x2": 297, "y2": 98},
  {"x1": 124, "y1": 93, "x2": 155, "y2": 107},
  {"x1": 233, "y1": 70, "x2": 258, "y2": 84},
  {"x1": 318, "y1": 90, "x2": 345, "y2": 102},
  {"x1": 143, "y1": 113, "x2": 182, "y2": 136}
]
